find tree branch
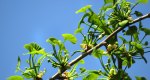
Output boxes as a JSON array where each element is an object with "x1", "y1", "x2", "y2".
[{"x1": 49, "y1": 13, "x2": 150, "y2": 80}]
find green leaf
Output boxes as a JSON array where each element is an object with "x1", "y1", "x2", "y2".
[
  {"x1": 62, "y1": 33, "x2": 77, "y2": 44},
  {"x1": 46, "y1": 37, "x2": 61, "y2": 45},
  {"x1": 137, "y1": 0, "x2": 148, "y2": 4},
  {"x1": 23, "y1": 69, "x2": 35, "y2": 78},
  {"x1": 24, "y1": 43, "x2": 42, "y2": 52},
  {"x1": 140, "y1": 27, "x2": 150, "y2": 35},
  {"x1": 92, "y1": 49, "x2": 105, "y2": 58},
  {"x1": 24, "y1": 43, "x2": 46, "y2": 55},
  {"x1": 78, "y1": 13, "x2": 91, "y2": 28},
  {"x1": 80, "y1": 67, "x2": 86, "y2": 73},
  {"x1": 122, "y1": 58, "x2": 128, "y2": 66},
  {"x1": 126, "y1": 26, "x2": 138, "y2": 35},
  {"x1": 16, "y1": 56, "x2": 21, "y2": 72},
  {"x1": 7, "y1": 75, "x2": 24, "y2": 80},
  {"x1": 131, "y1": 42, "x2": 143, "y2": 50},
  {"x1": 125, "y1": 26, "x2": 139, "y2": 41},
  {"x1": 83, "y1": 72, "x2": 99, "y2": 80},
  {"x1": 131, "y1": 42, "x2": 147, "y2": 63},
  {"x1": 101, "y1": 4, "x2": 113, "y2": 12},
  {"x1": 104, "y1": 0, "x2": 113, "y2": 4},
  {"x1": 134, "y1": 11, "x2": 143, "y2": 17},
  {"x1": 30, "y1": 49, "x2": 47, "y2": 55},
  {"x1": 133, "y1": 32, "x2": 139, "y2": 42},
  {"x1": 135, "y1": 76, "x2": 147, "y2": 80},
  {"x1": 74, "y1": 27, "x2": 83, "y2": 34},
  {"x1": 79, "y1": 59, "x2": 85, "y2": 64},
  {"x1": 109, "y1": 68, "x2": 116, "y2": 75},
  {"x1": 119, "y1": 20, "x2": 128, "y2": 27},
  {"x1": 119, "y1": 36, "x2": 128, "y2": 43},
  {"x1": 76, "y1": 5, "x2": 92, "y2": 14},
  {"x1": 83, "y1": 70, "x2": 101, "y2": 80}
]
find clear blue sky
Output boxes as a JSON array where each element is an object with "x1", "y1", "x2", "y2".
[{"x1": 0, "y1": 0, "x2": 150, "y2": 80}]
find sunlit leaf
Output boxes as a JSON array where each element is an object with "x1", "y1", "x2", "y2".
[
  {"x1": 109, "y1": 68, "x2": 116, "y2": 75},
  {"x1": 122, "y1": 58, "x2": 128, "y2": 66},
  {"x1": 135, "y1": 76, "x2": 147, "y2": 80},
  {"x1": 7, "y1": 75, "x2": 24, "y2": 80},
  {"x1": 88, "y1": 13, "x2": 100, "y2": 25},
  {"x1": 83, "y1": 72, "x2": 99, "y2": 80},
  {"x1": 79, "y1": 59, "x2": 85, "y2": 64},
  {"x1": 24, "y1": 43, "x2": 42, "y2": 52},
  {"x1": 119, "y1": 20, "x2": 128, "y2": 27},
  {"x1": 76, "y1": 5, "x2": 92, "y2": 14},
  {"x1": 131, "y1": 42, "x2": 143, "y2": 50},
  {"x1": 92, "y1": 49, "x2": 105, "y2": 58},
  {"x1": 62, "y1": 33, "x2": 77, "y2": 44},
  {"x1": 83, "y1": 70, "x2": 101, "y2": 80},
  {"x1": 24, "y1": 43, "x2": 47, "y2": 55},
  {"x1": 74, "y1": 27, "x2": 83, "y2": 34},
  {"x1": 46, "y1": 37, "x2": 61, "y2": 45},
  {"x1": 23, "y1": 69, "x2": 35, "y2": 78},
  {"x1": 137, "y1": 0, "x2": 148, "y2": 4},
  {"x1": 104, "y1": 0, "x2": 113, "y2": 4},
  {"x1": 30, "y1": 49, "x2": 47, "y2": 55}
]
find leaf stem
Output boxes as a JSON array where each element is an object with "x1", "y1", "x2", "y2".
[{"x1": 140, "y1": 34, "x2": 147, "y2": 43}]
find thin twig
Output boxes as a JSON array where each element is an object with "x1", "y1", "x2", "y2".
[{"x1": 49, "y1": 13, "x2": 150, "y2": 80}]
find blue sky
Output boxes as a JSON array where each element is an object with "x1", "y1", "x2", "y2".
[{"x1": 0, "y1": 0, "x2": 150, "y2": 80}]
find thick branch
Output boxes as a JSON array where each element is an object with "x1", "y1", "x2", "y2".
[{"x1": 49, "y1": 13, "x2": 150, "y2": 80}]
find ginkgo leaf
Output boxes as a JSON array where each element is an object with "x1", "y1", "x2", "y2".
[
  {"x1": 24, "y1": 43, "x2": 42, "y2": 52},
  {"x1": 16, "y1": 56, "x2": 21, "y2": 72},
  {"x1": 79, "y1": 59, "x2": 85, "y2": 64},
  {"x1": 101, "y1": 4, "x2": 113, "y2": 12},
  {"x1": 30, "y1": 49, "x2": 46, "y2": 55},
  {"x1": 74, "y1": 27, "x2": 83, "y2": 34},
  {"x1": 83, "y1": 71, "x2": 100, "y2": 80},
  {"x1": 92, "y1": 49, "x2": 105, "y2": 58},
  {"x1": 137, "y1": 0, "x2": 148, "y2": 4},
  {"x1": 7, "y1": 75, "x2": 24, "y2": 80},
  {"x1": 80, "y1": 67, "x2": 86, "y2": 73},
  {"x1": 119, "y1": 36, "x2": 128, "y2": 43},
  {"x1": 135, "y1": 76, "x2": 147, "y2": 80},
  {"x1": 62, "y1": 33, "x2": 77, "y2": 44},
  {"x1": 134, "y1": 11, "x2": 143, "y2": 17},
  {"x1": 75, "y1": 5, "x2": 92, "y2": 14},
  {"x1": 46, "y1": 37, "x2": 61, "y2": 45},
  {"x1": 24, "y1": 43, "x2": 46, "y2": 55},
  {"x1": 104, "y1": 0, "x2": 113, "y2": 4},
  {"x1": 140, "y1": 27, "x2": 150, "y2": 35},
  {"x1": 119, "y1": 20, "x2": 128, "y2": 27}
]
